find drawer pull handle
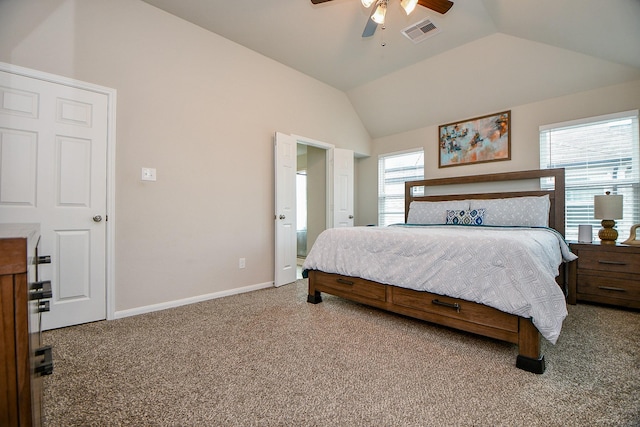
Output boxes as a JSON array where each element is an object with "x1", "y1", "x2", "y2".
[
  {"x1": 36, "y1": 255, "x2": 51, "y2": 265},
  {"x1": 597, "y1": 260, "x2": 627, "y2": 266},
  {"x1": 336, "y1": 278, "x2": 355, "y2": 286},
  {"x1": 35, "y1": 345, "x2": 54, "y2": 376},
  {"x1": 597, "y1": 286, "x2": 627, "y2": 292},
  {"x1": 37, "y1": 300, "x2": 50, "y2": 313},
  {"x1": 29, "y1": 281, "x2": 52, "y2": 300},
  {"x1": 432, "y1": 299, "x2": 460, "y2": 313}
]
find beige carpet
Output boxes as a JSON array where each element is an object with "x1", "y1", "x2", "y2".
[{"x1": 42, "y1": 279, "x2": 639, "y2": 426}]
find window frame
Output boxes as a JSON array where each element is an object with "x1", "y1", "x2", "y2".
[
  {"x1": 540, "y1": 110, "x2": 639, "y2": 241},
  {"x1": 378, "y1": 148, "x2": 425, "y2": 227}
]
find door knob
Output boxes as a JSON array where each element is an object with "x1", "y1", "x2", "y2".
[
  {"x1": 279, "y1": 215, "x2": 286, "y2": 220},
  {"x1": 349, "y1": 215, "x2": 354, "y2": 219},
  {"x1": 93, "y1": 215, "x2": 102, "y2": 222}
]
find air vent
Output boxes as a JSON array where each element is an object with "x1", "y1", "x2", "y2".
[{"x1": 401, "y1": 18, "x2": 441, "y2": 44}]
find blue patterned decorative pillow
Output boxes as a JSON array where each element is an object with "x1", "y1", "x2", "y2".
[{"x1": 445, "y1": 209, "x2": 485, "y2": 225}]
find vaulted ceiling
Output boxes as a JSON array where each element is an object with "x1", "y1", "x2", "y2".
[{"x1": 141, "y1": 0, "x2": 640, "y2": 138}]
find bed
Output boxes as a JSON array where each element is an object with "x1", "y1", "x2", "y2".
[{"x1": 303, "y1": 168, "x2": 575, "y2": 374}]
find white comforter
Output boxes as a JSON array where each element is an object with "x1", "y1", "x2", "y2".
[{"x1": 302, "y1": 225, "x2": 577, "y2": 344}]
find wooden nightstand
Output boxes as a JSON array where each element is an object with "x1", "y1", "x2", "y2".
[{"x1": 568, "y1": 242, "x2": 640, "y2": 309}]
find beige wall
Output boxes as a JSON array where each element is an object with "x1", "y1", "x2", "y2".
[
  {"x1": 0, "y1": 0, "x2": 371, "y2": 312},
  {"x1": 356, "y1": 79, "x2": 640, "y2": 226}
]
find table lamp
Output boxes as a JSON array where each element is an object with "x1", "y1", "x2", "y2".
[{"x1": 594, "y1": 191, "x2": 623, "y2": 244}]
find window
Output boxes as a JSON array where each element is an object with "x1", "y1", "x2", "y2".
[
  {"x1": 378, "y1": 149, "x2": 424, "y2": 227},
  {"x1": 540, "y1": 110, "x2": 639, "y2": 241}
]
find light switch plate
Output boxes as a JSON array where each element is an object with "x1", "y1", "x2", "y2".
[{"x1": 141, "y1": 167, "x2": 157, "y2": 181}]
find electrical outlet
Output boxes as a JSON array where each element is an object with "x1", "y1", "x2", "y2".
[
  {"x1": 141, "y1": 167, "x2": 157, "y2": 181},
  {"x1": 239, "y1": 258, "x2": 246, "y2": 269}
]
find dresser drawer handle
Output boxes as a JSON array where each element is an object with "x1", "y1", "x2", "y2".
[
  {"x1": 597, "y1": 286, "x2": 627, "y2": 292},
  {"x1": 432, "y1": 299, "x2": 461, "y2": 312},
  {"x1": 29, "y1": 280, "x2": 52, "y2": 300},
  {"x1": 35, "y1": 345, "x2": 54, "y2": 376},
  {"x1": 37, "y1": 300, "x2": 50, "y2": 313},
  {"x1": 597, "y1": 260, "x2": 627, "y2": 266},
  {"x1": 336, "y1": 278, "x2": 355, "y2": 286},
  {"x1": 36, "y1": 255, "x2": 51, "y2": 265}
]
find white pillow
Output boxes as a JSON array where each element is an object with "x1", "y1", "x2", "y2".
[
  {"x1": 407, "y1": 200, "x2": 470, "y2": 224},
  {"x1": 468, "y1": 195, "x2": 550, "y2": 227}
]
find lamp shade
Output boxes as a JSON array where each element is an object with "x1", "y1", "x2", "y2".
[{"x1": 594, "y1": 192, "x2": 623, "y2": 220}]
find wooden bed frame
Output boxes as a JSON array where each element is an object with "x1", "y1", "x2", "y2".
[{"x1": 306, "y1": 168, "x2": 566, "y2": 374}]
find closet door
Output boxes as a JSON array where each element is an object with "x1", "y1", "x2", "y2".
[{"x1": 0, "y1": 70, "x2": 108, "y2": 329}]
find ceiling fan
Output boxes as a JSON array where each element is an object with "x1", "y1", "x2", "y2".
[{"x1": 310, "y1": 0, "x2": 454, "y2": 37}]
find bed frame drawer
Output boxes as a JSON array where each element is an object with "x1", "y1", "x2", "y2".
[
  {"x1": 311, "y1": 271, "x2": 386, "y2": 302},
  {"x1": 308, "y1": 270, "x2": 520, "y2": 341},
  {"x1": 391, "y1": 287, "x2": 519, "y2": 333}
]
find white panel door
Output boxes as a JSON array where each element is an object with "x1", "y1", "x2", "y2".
[
  {"x1": 0, "y1": 70, "x2": 108, "y2": 330},
  {"x1": 330, "y1": 148, "x2": 354, "y2": 228},
  {"x1": 274, "y1": 132, "x2": 297, "y2": 287}
]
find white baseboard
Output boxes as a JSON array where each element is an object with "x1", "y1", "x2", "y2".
[{"x1": 113, "y1": 281, "x2": 274, "y2": 320}]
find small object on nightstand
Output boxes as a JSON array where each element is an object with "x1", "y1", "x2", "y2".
[
  {"x1": 578, "y1": 225, "x2": 592, "y2": 243},
  {"x1": 622, "y1": 224, "x2": 640, "y2": 246},
  {"x1": 594, "y1": 191, "x2": 623, "y2": 244}
]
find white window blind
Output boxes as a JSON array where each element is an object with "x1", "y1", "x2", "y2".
[
  {"x1": 540, "y1": 110, "x2": 640, "y2": 241},
  {"x1": 378, "y1": 149, "x2": 424, "y2": 227}
]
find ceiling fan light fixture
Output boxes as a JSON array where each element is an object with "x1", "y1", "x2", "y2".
[
  {"x1": 361, "y1": 0, "x2": 376, "y2": 7},
  {"x1": 400, "y1": 0, "x2": 419, "y2": 15},
  {"x1": 371, "y1": 2, "x2": 387, "y2": 24}
]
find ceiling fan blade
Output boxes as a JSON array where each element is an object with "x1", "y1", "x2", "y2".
[
  {"x1": 310, "y1": 0, "x2": 334, "y2": 4},
  {"x1": 362, "y1": 6, "x2": 378, "y2": 37},
  {"x1": 417, "y1": 0, "x2": 454, "y2": 14}
]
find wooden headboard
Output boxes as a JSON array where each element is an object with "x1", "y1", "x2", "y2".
[{"x1": 404, "y1": 168, "x2": 565, "y2": 236}]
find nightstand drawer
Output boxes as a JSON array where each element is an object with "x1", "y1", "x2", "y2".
[
  {"x1": 577, "y1": 275, "x2": 640, "y2": 300},
  {"x1": 577, "y1": 250, "x2": 640, "y2": 274}
]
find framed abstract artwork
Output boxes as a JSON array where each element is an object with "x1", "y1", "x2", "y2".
[{"x1": 439, "y1": 111, "x2": 511, "y2": 168}]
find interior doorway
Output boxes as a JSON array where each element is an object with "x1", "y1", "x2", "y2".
[
  {"x1": 296, "y1": 144, "x2": 327, "y2": 278},
  {"x1": 275, "y1": 132, "x2": 354, "y2": 286}
]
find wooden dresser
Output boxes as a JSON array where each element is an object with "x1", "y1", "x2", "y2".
[
  {"x1": 568, "y1": 242, "x2": 640, "y2": 309},
  {"x1": 0, "y1": 224, "x2": 53, "y2": 427}
]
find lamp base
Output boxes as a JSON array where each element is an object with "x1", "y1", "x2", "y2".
[{"x1": 598, "y1": 219, "x2": 618, "y2": 244}]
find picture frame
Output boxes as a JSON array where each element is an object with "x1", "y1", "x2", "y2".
[{"x1": 439, "y1": 110, "x2": 511, "y2": 168}]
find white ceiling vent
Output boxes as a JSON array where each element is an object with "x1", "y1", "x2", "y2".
[{"x1": 401, "y1": 18, "x2": 441, "y2": 44}]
